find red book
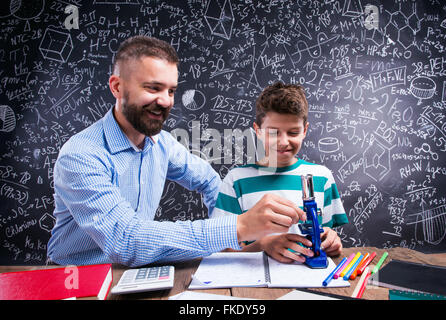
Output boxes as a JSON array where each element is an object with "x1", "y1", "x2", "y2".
[{"x1": 0, "y1": 264, "x2": 112, "y2": 300}]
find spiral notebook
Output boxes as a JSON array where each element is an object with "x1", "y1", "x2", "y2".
[{"x1": 188, "y1": 252, "x2": 349, "y2": 289}]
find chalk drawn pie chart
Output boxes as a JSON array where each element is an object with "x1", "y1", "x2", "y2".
[
  {"x1": 181, "y1": 89, "x2": 205, "y2": 111},
  {"x1": 10, "y1": 0, "x2": 45, "y2": 20},
  {"x1": 0, "y1": 1, "x2": 11, "y2": 18},
  {"x1": 0, "y1": 105, "x2": 16, "y2": 133}
]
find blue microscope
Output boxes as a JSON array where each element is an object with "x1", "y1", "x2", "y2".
[{"x1": 298, "y1": 174, "x2": 328, "y2": 269}]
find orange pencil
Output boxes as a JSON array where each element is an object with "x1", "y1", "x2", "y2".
[
  {"x1": 357, "y1": 251, "x2": 376, "y2": 276},
  {"x1": 349, "y1": 253, "x2": 369, "y2": 280}
]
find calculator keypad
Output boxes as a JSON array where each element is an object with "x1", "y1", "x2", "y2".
[
  {"x1": 112, "y1": 266, "x2": 174, "y2": 294},
  {"x1": 119, "y1": 266, "x2": 172, "y2": 285}
]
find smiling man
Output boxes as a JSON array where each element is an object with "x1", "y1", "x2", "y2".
[{"x1": 47, "y1": 36, "x2": 305, "y2": 266}]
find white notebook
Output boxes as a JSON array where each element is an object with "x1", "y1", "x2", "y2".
[{"x1": 189, "y1": 252, "x2": 349, "y2": 289}]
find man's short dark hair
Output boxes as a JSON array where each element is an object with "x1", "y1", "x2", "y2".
[
  {"x1": 255, "y1": 81, "x2": 309, "y2": 127},
  {"x1": 113, "y1": 36, "x2": 179, "y2": 74}
]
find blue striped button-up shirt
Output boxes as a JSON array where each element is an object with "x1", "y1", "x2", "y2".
[{"x1": 47, "y1": 107, "x2": 241, "y2": 266}]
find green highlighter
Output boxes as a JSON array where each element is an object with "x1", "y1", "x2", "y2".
[{"x1": 371, "y1": 251, "x2": 388, "y2": 274}]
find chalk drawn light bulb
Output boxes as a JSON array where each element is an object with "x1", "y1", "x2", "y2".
[{"x1": 0, "y1": 105, "x2": 16, "y2": 133}]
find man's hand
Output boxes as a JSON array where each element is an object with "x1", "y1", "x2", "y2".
[
  {"x1": 236, "y1": 193, "x2": 306, "y2": 242},
  {"x1": 321, "y1": 227, "x2": 343, "y2": 256}
]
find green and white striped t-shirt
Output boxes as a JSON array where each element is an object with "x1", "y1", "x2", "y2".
[{"x1": 211, "y1": 159, "x2": 348, "y2": 229}]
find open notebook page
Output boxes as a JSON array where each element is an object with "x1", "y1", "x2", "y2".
[
  {"x1": 189, "y1": 252, "x2": 267, "y2": 289},
  {"x1": 267, "y1": 256, "x2": 349, "y2": 288}
]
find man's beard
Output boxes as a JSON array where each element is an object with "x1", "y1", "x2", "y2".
[{"x1": 121, "y1": 96, "x2": 170, "y2": 137}]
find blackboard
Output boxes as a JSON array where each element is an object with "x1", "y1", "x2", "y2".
[{"x1": 1, "y1": 0, "x2": 445, "y2": 264}]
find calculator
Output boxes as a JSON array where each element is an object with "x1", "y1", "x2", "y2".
[{"x1": 111, "y1": 266, "x2": 174, "y2": 295}]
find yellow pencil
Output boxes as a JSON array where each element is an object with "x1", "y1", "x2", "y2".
[
  {"x1": 340, "y1": 252, "x2": 361, "y2": 278},
  {"x1": 350, "y1": 253, "x2": 370, "y2": 280}
]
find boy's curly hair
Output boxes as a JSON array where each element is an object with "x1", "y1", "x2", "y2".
[{"x1": 255, "y1": 82, "x2": 308, "y2": 126}]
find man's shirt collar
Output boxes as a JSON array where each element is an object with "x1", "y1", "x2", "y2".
[{"x1": 103, "y1": 107, "x2": 159, "y2": 154}]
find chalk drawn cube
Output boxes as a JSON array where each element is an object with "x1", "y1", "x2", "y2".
[
  {"x1": 204, "y1": 0, "x2": 234, "y2": 40},
  {"x1": 39, "y1": 28, "x2": 73, "y2": 63},
  {"x1": 363, "y1": 140, "x2": 391, "y2": 182}
]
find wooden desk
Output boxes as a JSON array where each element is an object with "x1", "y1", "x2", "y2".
[
  {"x1": 231, "y1": 246, "x2": 446, "y2": 300},
  {"x1": 1, "y1": 247, "x2": 445, "y2": 300},
  {"x1": 110, "y1": 258, "x2": 229, "y2": 300}
]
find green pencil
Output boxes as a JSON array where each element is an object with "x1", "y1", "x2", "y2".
[{"x1": 371, "y1": 252, "x2": 388, "y2": 274}]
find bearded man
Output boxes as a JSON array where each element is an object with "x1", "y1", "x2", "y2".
[{"x1": 47, "y1": 36, "x2": 303, "y2": 266}]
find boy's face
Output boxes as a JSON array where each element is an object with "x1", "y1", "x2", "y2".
[{"x1": 254, "y1": 112, "x2": 308, "y2": 167}]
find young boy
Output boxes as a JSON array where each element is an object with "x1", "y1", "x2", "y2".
[{"x1": 211, "y1": 82, "x2": 348, "y2": 263}]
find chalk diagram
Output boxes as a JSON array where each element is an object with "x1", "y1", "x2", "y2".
[
  {"x1": 290, "y1": 32, "x2": 340, "y2": 65},
  {"x1": 204, "y1": 0, "x2": 234, "y2": 40},
  {"x1": 39, "y1": 27, "x2": 74, "y2": 63},
  {"x1": 318, "y1": 137, "x2": 340, "y2": 153},
  {"x1": 410, "y1": 76, "x2": 436, "y2": 105},
  {"x1": 383, "y1": 2, "x2": 423, "y2": 49},
  {"x1": 407, "y1": 205, "x2": 446, "y2": 245},
  {"x1": 363, "y1": 135, "x2": 392, "y2": 182},
  {"x1": 365, "y1": 27, "x2": 385, "y2": 47},
  {"x1": 363, "y1": 1, "x2": 423, "y2": 49},
  {"x1": 39, "y1": 213, "x2": 55, "y2": 232},
  {"x1": 0, "y1": 105, "x2": 16, "y2": 133},
  {"x1": 414, "y1": 143, "x2": 438, "y2": 161},
  {"x1": 343, "y1": 0, "x2": 362, "y2": 17},
  {"x1": 0, "y1": 0, "x2": 45, "y2": 19},
  {"x1": 181, "y1": 89, "x2": 205, "y2": 111}
]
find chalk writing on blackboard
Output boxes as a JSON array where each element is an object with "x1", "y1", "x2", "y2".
[{"x1": 0, "y1": 0, "x2": 445, "y2": 264}]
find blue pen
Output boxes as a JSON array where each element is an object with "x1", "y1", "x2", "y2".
[
  {"x1": 343, "y1": 254, "x2": 363, "y2": 280},
  {"x1": 322, "y1": 257, "x2": 348, "y2": 286}
]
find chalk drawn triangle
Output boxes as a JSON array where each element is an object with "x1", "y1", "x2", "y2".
[{"x1": 343, "y1": 0, "x2": 363, "y2": 17}]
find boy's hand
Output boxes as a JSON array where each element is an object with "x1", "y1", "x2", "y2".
[
  {"x1": 259, "y1": 233, "x2": 314, "y2": 263},
  {"x1": 236, "y1": 193, "x2": 306, "y2": 242},
  {"x1": 321, "y1": 227, "x2": 343, "y2": 256}
]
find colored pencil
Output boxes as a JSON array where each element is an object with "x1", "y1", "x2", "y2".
[
  {"x1": 334, "y1": 253, "x2": 354, "y2": 279},
  {"x1": 357, "y1": 251, "x2": 376, "y2": 276},
  {"x1": 372, "y1": 251, "x2": 388, "y2": 274},
  {"x1": 351, "y1": 267, "x2": 370, "y2": 298},
  {"x1": 350, "y1": 253, "x2": 369, "y2": 280},
  {"x1": 356, "y1": 269, "x2": 372, "y2": 298},
  {"x1": 343, "y1": 254, "x2": 363, "y2": 280},
  {"x1": 323, "y1": 257, "x2": 347, "y2": 286},
  {"x1": 340, "y1": 252, "x2": 361, "y2": 278}
]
